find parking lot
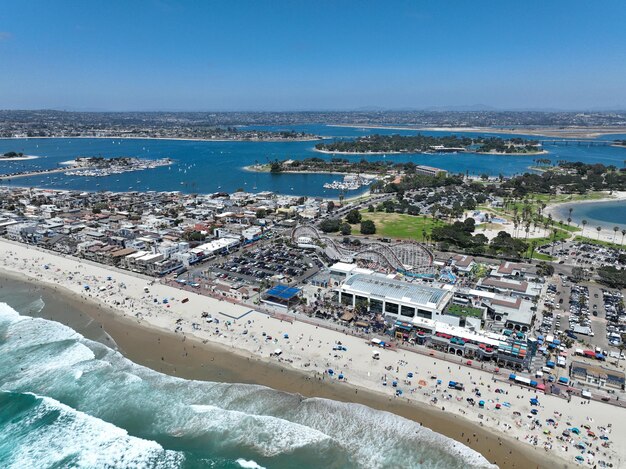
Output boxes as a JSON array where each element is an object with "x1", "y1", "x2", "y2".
[{"x1": 209, "y1": 244, "x2": 322, "y2": 285}]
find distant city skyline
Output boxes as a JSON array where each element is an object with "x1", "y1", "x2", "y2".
[{"x1": 1, "y1": 0, "x2": 626, "y2": 111}]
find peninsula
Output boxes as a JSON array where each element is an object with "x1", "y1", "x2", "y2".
[{"x1": 315, "y1": 134, "x2": 546, "y2": 155}]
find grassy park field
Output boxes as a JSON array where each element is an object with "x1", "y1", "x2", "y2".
[{"x1": 352, "y1": 211, "x2": 444, "y2": 240}]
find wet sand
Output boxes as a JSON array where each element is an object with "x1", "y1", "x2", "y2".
[{"x1": 0, "y1": 270, "x2": 564, "y2": 468}]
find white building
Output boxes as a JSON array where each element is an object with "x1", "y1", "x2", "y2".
[{"x1": 337, "y1": 274, "x2": 452, "y2": 321}]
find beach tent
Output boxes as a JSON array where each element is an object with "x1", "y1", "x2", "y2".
[
  {"x1": 273, "y1": 349, "x2": 282, "y2": 356},
  {"x1": 558, "y1": 377, "x2": 569, "y2": 385}
]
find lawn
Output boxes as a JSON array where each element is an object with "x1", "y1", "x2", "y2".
[
  {"x1": 447, "y1": 304, "x2": 484, "y2": 319},
  {"x1": 573, "y1": 236, "x2": 626, "y2": 249},
  {"x1": 530, "y1": 252, "x2": 555, "y2": 261},
  {"x1": 353, "y1": 211, "x2": 444, "y2": 240}
]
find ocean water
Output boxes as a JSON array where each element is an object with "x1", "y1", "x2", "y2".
[
  {"x1": 1, "y1": 125, "x2": 626, "y2": 197},
  {"x1": 0, "y1": 301, "x2": 495, "y2": 469}
]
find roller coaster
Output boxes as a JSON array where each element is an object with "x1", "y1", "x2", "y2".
[{"x1": 291, "y1": 224, "x2": 435, "y2": 276}]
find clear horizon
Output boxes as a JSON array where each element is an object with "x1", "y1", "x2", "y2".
[{"x1": 1, "y1": 0, "x2": 626, "y2": 112}]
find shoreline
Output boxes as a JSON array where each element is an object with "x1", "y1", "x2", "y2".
[
  {"x1": 0, "y1": 135, "x2": 323, "y2": 143},
  {"x1": 314, "y1": 147, "x2": 548, "y2": 157},
  {"x1": 475, "y1": 150, "x2": 549, "y2": 156},
  {"x1": 543, "y1": 191, "x2": 626, "y2": 239},
  {"x1": 328, "y1": 124, "x2": 626, "y2": 139},
  {"x1": 0, "y1": 154, "x2": 40, "y2": 161},
  {"x1": 314, "y1": 148, "x2": 404, "y2": 155},
  {"x1": 1, "y1": 239, "x2": 622, "y2": 468},
  {"x1": 0, "y1": 266, "x2": 554, "y2": 469}
]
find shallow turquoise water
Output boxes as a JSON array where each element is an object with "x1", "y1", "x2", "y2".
[{"x1": 555, "y1": 199, "x2": 626, "y2": 231}]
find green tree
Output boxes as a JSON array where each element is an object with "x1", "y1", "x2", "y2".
[
  {"x1": 339, "y1": 222, "x2": 352, "y2": 236},
  {"x1": 270, "y1": 161, "x2": 282, "y2": 173},
  {"x1": 346, "y1": 209, "x2": 362, "y2": 225},
  {"x1": 319, "y1": 218, "x2": 341, "y2": 233},
  {"x1": 360, "y1": 220, "x2": 376, "y2": 235}
]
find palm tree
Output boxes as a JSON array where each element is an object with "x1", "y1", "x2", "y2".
[
  {"x1": 596, "y1": 226, "x2": 602, "y2": 240},
  {"x1": 613, "y1": 226, "x2": 619, "y2": 243},
  {"x1": 568, "y1": 207, "x2": 573, "y2": 220},
  {"x1": 551, "y1": 229, "x2": 559, "y2": 255},
  {"x1": 582, "y1": 219, "x2": 588, "y2": 236},
  {"x1": 621, "y1": 229, "x2": 626, "y2": 246},
  {"x1": 528, "y1": 240, "x2": 537, "y2": 260}
]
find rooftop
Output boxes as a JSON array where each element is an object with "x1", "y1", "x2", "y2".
[{"x1": 342, "y1": 274, "x2": 449, "y2": 308}]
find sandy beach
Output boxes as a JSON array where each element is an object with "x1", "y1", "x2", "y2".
[
  {"x1": 0, "y1": 154, "x2": 40, "y2": 161},
  {"x1": 314, "y1": 148, "x2": 404, "y2": 155},
  {"x1": 329, "y1": 124, "x2": 626, "y2": 139},
  {"x1": 544, "y1": 191, "x2": 626, "y2": 243},
  {"x1": 1, "y1": 239, "x2": 624, "y2": 468}
]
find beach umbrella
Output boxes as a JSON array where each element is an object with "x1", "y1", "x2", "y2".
[
  {"x1": 328, "y1": 369, "x2": 334, "y2": 375},
  {"x1": 407, "y1": 372, "x2": 414, "y2": 378},
  {"x1": 396, "y1": 389, "x2": 403, "y2": 396},
  {"x1": 392, "y1": 381, "x2": 398, "y2": 387},
  {"x1": 575, "y1": 456, "x2": 584, "y2": 462},
  {"x1": 570, "y1": 427, "x2": 580, "y2": 434},
  {"x1": 479, "y1": 400, "x2": 485, "y2": 407},
  {"x1": 284, "y1": 333, "x2": 289, "y2": 339},
  {"x1": 418, "y1": 379, "x2": 427, "y2": 386},
  {"x1": 338, "y1": 374, "x2": 344, "y2": 380}
]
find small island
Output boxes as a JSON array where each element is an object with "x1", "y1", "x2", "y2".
[
  {"x1": 314, "y1": 134, "x2": 547, "y2": 155},
  {"x1": 63, "y1": 156, "x2": 172, "y2": 177},
  {"x1": 0, "y1": 151, "x2": 39, "y2": 161}
]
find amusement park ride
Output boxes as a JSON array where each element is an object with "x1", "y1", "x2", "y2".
[{"x1": 291, "y1": 225, "x2": 435, "y2": 277}]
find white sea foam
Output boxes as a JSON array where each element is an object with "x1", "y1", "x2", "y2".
[
  {"x1": 1, "y1": 391, "x2": 184, "y2": 469},
  {"x1": 185, "y1": 403, "x2": 332, "y2": 456},
  {"x1": 236, "y1": 458, "x2": 266, "y2": 469},
  {"x1": 1, "y1": 301, "x2": 495, "y2": 468}
]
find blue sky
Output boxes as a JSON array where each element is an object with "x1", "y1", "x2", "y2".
[{"x1": 1, "y1": 0, "x2": 625, "y2": 111}]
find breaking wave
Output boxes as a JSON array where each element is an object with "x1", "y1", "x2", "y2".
[{"x1": 0, "y1": 303, "x2": 495, "y2": 468}]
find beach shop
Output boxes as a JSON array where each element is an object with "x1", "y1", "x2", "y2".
[{"x1": 569, "y1": 361, "x2": 625, "y2": 390}]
